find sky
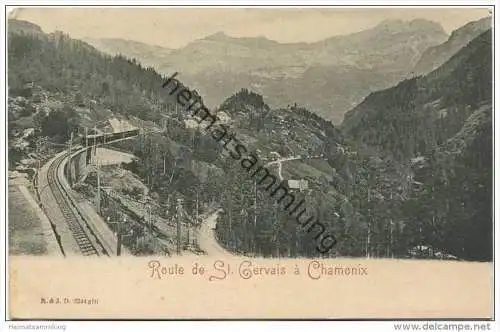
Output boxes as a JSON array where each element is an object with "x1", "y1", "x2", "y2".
[{"x1": 9, "y1": 7, "x2": 492, "y2": 49}]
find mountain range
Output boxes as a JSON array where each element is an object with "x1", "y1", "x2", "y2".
[
  {"x1": 83, "y1": 19, "x2": 449, "y2": 123},
  {"x1": 85, "y1": 17, "x2": 491, "y2": 124},
  {"x1": 342, "y1": 28, "x2": 492, "y2": 159},
  {"x1": 413, "y1": 16, "x2": 492, "y2": 76}
]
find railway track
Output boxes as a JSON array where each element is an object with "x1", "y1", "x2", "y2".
[{"x1": 46, "y1": 151, "x2": 106, "y2": 256}]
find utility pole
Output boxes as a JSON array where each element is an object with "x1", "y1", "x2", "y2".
[
  {"x1": 146, "y1": 203, "x2": 150, "y2": 236},
  {"x1": 186, "y1": 217, "x2": 190, "y2": 245},
  {"x1": 388, "y1": 220, "x2": 394, "y2": 258},
  {"x1": 387, "y1": 191, "x2": 393, "y2": 258},
  {"x1": 147, "y1": 204, "x2": 157, "y2": 253},
  {"x1": 253, "y1": 179, "x2": 257, "y2": 254},
  {"x1": 227, "y1": 190, "x2": 232, "y2": 248},
  {"x1": 176, "y1": 198, "x2": 183, "y2": 255},
  {"x1": 163, "y1": 152, "x2": 166, "y2": 175},
  {"x1": 196, "y1": 190, "x2": 199, "y2": 226},
  {"x1": 253, "y1": 179, "x2": 257, "y2": 227},
  {"x1": 36, "y1": 159, "x2": 41, "y2": 202},
  {"x1": 67, "y1": 131, "x2": 73, "y2": 185},
  {"x1": 85, "y1": 127, "x2": 90, "y2": 165},
  {"x1": 366, "y1": 188, "x2": 371, "y2": 259},
  {"x1": 34, "y1": 140, "x2": 41, "y2": 202},
  {"x1": 95, "y1": 148, "x2": 101, "y2": 215},
  {"x1": 274, "y1": 201, "x2": 280, "y2": 257},
  {"x1": 93, "y1": 125, "x2": 97, "y2": 164},
  {"x1": 240, "y1": 207, "x2": 248, "y2": 250},
  {"x1": 117, "y1": 215, "x2": 125, "y2": 256}
]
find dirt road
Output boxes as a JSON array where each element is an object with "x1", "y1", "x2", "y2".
[{"x1": 196, "y1": 210, "x2": 234, "y2": 257}]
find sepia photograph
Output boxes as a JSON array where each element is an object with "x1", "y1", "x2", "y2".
[{"x1": 3, "y1": 4, "x2": 495, "y2": 323}]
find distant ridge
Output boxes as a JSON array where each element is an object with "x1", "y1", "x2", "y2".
[
  {"x1": 342, "y1": 29, "x2": 492, "y2": 159},
  {"x1": 413, "y1": 16, "x2": 492, "y2": 76},
  {"x1": 84, "y1": 17, "x2": 447, "y2": 123}
]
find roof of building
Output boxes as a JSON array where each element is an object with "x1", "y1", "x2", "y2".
[{"x1": 107, "y1": 118, "x2": 137, "y2": 133}]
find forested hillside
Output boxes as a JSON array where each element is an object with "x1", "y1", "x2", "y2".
[
  {"x1": 207, "y1": 90, "x2": 413, "y2": 257},
  {"x1": 341, "y1": 30, "x2": 493, "y2": 261},
  {"x1": 342, "y1": 29, "x2": 492, "y2": 160},
  {"x1": 407, "y1": 105, "x2": 492, "y2": 261},
  {"x1": 8, "y1": 21, "x2": 186, "y2": 122}
]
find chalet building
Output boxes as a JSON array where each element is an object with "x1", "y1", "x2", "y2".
[{"x1": 286, "y1": 179, "x2": 309, "y2": 192}]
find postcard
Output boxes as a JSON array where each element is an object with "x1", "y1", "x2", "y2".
[{"x1": 5, "y1": 6, "x2": 494, "y2": 320}]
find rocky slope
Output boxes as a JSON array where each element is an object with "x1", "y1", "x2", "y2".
[
  {"x1": 342, "y1": 29, "x2": 492, "y2": 160},
  {"x1": 412, "y1": 16, "x2": 491, "y2": 76}
]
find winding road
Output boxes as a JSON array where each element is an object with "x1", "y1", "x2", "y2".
[
  {"x1": 196, "y1": 210, "x2": 234, "y2": 257},
  {"x1": 265, "y1": 154, "x2": 327, "y2": 180}
]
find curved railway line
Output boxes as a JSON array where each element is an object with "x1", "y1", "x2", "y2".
[{"x1": 46, "y1": 151, "x2": 108, "y2": 257}]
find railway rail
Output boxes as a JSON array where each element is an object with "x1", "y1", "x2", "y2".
[{"x1": 46, "y1": 151, "x2": 108, "y2": 256}]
